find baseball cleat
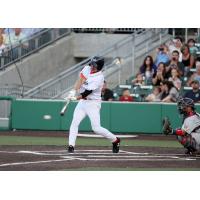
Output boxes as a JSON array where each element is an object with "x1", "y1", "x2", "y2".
[
  {"x1": 68, "y1": 145, "x2": 74, "y2": 153},
  {"x1": 184, "y1": 148, "x2": 197, "y2": 156},
  {"x1": 112, "y1": 137, "x2": 120, "y2": 153}
]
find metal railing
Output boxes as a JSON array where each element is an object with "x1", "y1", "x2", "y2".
[
  {"x1": 0, "y1": 28, "x2": 151, "y2": 71},
  {"x1": 72, "y1": 28, "x2": 145, "y2": 34},
  {"x1": 0, "y1": 28, "x2": 71, "y2": 70},
  {"x1": 0, "y1": 28, "x2": 170, "y2": 72},
  {"x1": 0, "y1": 85, "x2": 31, "y2": 98},
  {"x1": 23, "y1": 29, "x2": 171, "y2": 99},
  {"x1": 169, "y1": 28, "x2": 200, "y2": 42}
]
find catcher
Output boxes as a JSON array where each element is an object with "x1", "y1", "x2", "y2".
[{"x1": 163, "y1": 97, "x2": 200, "y2": 155}]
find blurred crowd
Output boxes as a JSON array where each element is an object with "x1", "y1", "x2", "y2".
[
  {"x1": 0, "y1": 28, "x2": 42, "y2": 55},
  {"x1": 103, "y1": 37, "x2": 200, "y2": 103},
  {"x1": 1, "y1": 29, "x2": 200, "y2": 104}
]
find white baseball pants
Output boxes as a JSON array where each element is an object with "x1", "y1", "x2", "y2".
[
  {"x1": 191, "y1": 132, "x2": 200, "y2": 150},
  {"x1": 69, "y1": 100, "x2": 117, "y2": 147}
]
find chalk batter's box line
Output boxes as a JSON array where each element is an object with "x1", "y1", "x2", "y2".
[
  {"x1": 0, "y1": 149, "x2": 197, "y2": 168},
  {"x1": 0, "y1": 149, "x2": 198, "y2": 158},
  {"x1": 19, "y1": 149, "x2": 200, "y2": 158}
]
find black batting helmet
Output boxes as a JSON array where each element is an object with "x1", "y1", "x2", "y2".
[
  {"x1": 177, "y1": 97, "x2": 195, "y2": 115},
  {"x1": 89, "y1": 56, "x2": 104, "y2": 71}
]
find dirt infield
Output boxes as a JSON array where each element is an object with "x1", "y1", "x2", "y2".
[
  {"x1": 0, "y1": 131, "x2": 200, "y2": 171},
  {"x1": 0, "y1": 145, "x2": 200, "y2": 171}
]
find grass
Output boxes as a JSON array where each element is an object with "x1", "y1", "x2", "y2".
[{"x1": 0, "y1": 135, "x2": 182, "y2": 148}]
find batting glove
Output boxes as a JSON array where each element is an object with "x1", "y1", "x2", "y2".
[
  {"x1": 68, "y1": 96, "x2": 77, "y2": 101},
  {"x1": 63, "y1": 96, "x2": 77, "y2": 101},
  {"x1": 67, "y1": 89, "x2": 76, "y2": 98}
]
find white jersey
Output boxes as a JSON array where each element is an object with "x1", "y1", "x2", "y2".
[
  {"x1": 79, "y1": 65, "x2": 104, "y2": 100},
  {"x1": 182, "y1": 113, "x2": 200, "y2": 134}
]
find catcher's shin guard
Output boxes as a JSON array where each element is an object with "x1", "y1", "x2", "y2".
[
  {"x1": 177, "y1": 135, "x2": 197, "y2": 154},
  {"x1": 112, "y1": 137, "x2": 120, "y2": 153}
]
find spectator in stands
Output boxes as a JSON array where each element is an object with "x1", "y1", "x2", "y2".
[
  {"x1": 187, "y1": 38, "x2": 198, "y2": 58},
  {"x1": 187, "y1": 58, "x2": 200, "y2": 86},
  {"x1": 101, "y1": 81, "x2": 114, "y2": 101},
  {"x1": 152, "y1": 62, "x2": 167, "y2": 86},
  {"x1": 5, "y1": 28, "x2": 28, "y2": 60},
  {"x1": 0, "y1": 28, "x2": 6, "y2": 44},
  {"x1": 155, "y1": 44, "x2": 170, "y2": 66},
  {"x1": 4, "y1": 28, "x2": 14, "y2": 35},
  {"x1": 132, "y1": 73, "x2": 145, "y2": 86},
  {"x1": 0, "y1": 34, "x2": 6, "y2": 55},
  {"x1": 181, "y1": 44, "x2": 195, "y2": 69},
  {"x1": 160, "y1": 81, "x2": 168, "y2": 100},
  {"x1": 119, "y1": 89, "x2": 133, "y2": 102},
  {"x1": 184, "y1": 80, "x2": 200, "y2": 103},
  {"x1": 5, "y1": 28, "x2": 27, "y2": 46},
  {"x1": 145, "y1": 86, "x2": 161, "y2": 102},
  {"x1": 160, "y1": 80, "x2": 179, "y2": 102},
  {"x1": 165, "y1": 50, "x2": 185, "y2": 78},
  {"x1": 168, "y1": 68, "x2": 182, "y2": 90},
  {"x1": 168, "y1": 36, "x2": 183, "y2": 62},
  {"x1": 22, "y1": 28, "x2": 43, "y2": 38},
  {"x1": 139, "y1": 55, "x2": 157, "y2": 85}
]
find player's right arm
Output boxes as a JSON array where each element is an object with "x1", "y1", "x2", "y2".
[
  {"x1": 74, "y1": 75, "x2": 86, "y2": 91},
  {"x1": 73, "y1": 65, "x2": 88, "y2": 92},
  {"x1": 67, "y1": 66, "x2": 89, "y2": 99}
]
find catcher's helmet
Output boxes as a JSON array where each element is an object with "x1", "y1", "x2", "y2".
[
  {"x1": 89, "y1": 56, "x2": 104, "y2": 71},
  {"x1": 177, "y1": 97, "x2": 195, "y2": 114}
]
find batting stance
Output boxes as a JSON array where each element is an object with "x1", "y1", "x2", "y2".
[
  {"x1": 163, "y1": 97, "x2": 200, "y2": 155},
  {"x1": 66, "y1": 56, "x2": 120, "y2": 153}
]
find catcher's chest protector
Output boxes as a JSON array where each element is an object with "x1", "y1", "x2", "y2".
[{"x1": 182, "y1": 113, "x2": 200, "y2": 134}]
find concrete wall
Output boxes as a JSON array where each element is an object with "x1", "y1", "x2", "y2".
[
  {"x1": 0, "y1": 33, "x2": 131, "y2": 88},
  {"x1": 0, "y1": 35, "x2": 75, "y2": 87},
  {"x1": 0, "y1": 32, "x2": 169, "y2": 90},
  {"x1": 73, "y1": 33, "x2": 129, "y2": 57}
]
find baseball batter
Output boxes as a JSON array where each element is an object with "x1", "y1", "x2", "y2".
[
  {"x1": 66, "y1": 56, "x2": 120, "y2": 153},
  {"x1": 163, "y1": 97, "x2": 200, "y2": 155}
]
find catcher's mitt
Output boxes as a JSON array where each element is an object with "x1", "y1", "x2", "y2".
[{"x1": 162, "y1": 117, "x2": 172, "y2": 135}]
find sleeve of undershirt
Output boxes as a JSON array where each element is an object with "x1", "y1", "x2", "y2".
[{"x1": 79, "y1": 65, "x2": 90, "y2": 80}]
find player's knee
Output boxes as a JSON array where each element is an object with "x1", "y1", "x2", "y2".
[
  {"x1": 92, "y1": 126, "x2": 102, "y2": 134},
  {"x1": 70, "y1": 120, "x2": 80, "y2": 129},
  {"x1": 177, "y1": 135, "x2": 185, "y2": 144},
  {"x1": 177, "y1": 135, "x2": 197, "y2": 149}
]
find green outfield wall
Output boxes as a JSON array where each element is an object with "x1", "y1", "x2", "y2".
[{"x1": 6, "y1": 98, "x2": 200, "y2": 134}]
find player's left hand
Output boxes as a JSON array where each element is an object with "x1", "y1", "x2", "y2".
[
  {"x1": 63, "y1": 95, "x2": 77, "y2": 101},
  {"x1": 69, "y1": 96, "x2": 77, "y2": 101},
  {"x1": 64, "y1": 96, "x2": 77, "y2": 101},
  {"x1": 63, "y1": 90, "x2": 77, "y2": 101},
  {"x1": 67, "y1": 89, "x2": 76, "y2": 98}
]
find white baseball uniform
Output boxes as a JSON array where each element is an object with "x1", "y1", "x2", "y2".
[
  {"x1": 182, "y1": 113, "x2": 200, "y2": 149},
  {"x1": 69, "y1": 65, "x2": 117, "y2": 147}
]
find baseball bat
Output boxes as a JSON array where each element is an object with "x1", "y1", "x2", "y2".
[{"x1": 60, "y1": 98, "x2": 70, "y2": 116}]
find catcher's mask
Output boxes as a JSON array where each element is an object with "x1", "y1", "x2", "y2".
[
  {"x1": 89, "y1": 56, "x2": 104, "y2": 71},
  {"x1": 177, "y1": 97, "x2": 195, "y2": 115}
]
